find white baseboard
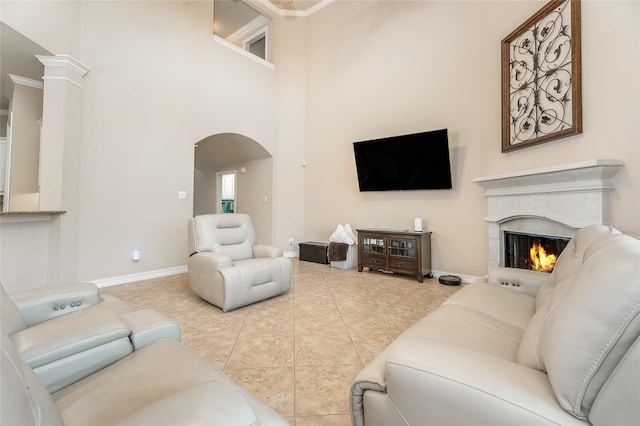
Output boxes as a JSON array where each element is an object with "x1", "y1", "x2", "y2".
[
  {"x1": 431, "y1": 270, "x2": 482, "y2": 284},
  {"x1": 284, "y1": 251, "x2": 298, "y2": 258},
  {"x1": 91, "y1": 265, "x2": 188, "y2": 288},
  {"x1": 89, "y1": 264, "x2": 480, "y2": 289}
]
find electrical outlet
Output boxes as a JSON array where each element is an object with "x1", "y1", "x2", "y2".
[
  {"x1": 289, "y1": 238, "x2": 294, "y2": 246},
  {"x1": 178, "y1": 191, "x2": 187, "y2": 199}
]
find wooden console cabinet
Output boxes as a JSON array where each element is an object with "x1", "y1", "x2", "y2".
[{"x1": 357, "y1": 228, "x2": 432, "y2": 283}]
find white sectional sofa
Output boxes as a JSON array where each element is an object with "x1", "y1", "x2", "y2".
[
  {"x1": 1, "y1": 281, "x2": 288, "y2": 425},
  {"x1": 350, "y1": 225, "x2": 640, "y2": 426}
]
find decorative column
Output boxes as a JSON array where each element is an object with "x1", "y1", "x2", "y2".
[
  {"x1": 36, "y1": 55, "x2": 89, "y2": 284},
  {"x1": 36, "y1": 55, "x2": 89, "y2": 210}
]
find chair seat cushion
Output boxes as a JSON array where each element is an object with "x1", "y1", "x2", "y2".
[
  {"x1": 220, "y1": 257, "x2": 292, "y2": 311},
  {"x1": 52, "y1": 340, "x2": 276, "y2": 426}
]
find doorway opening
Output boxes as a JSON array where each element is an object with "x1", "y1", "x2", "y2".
[
  {"x1": 192, "y1": 132, "x2": 274, "y2": 245},
  {"x1": 217, "y1": 170, "x2": 236, "y2": 213}
]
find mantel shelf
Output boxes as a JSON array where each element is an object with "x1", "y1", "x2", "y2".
[{"x1": 473, "y1": 159, "x2": 625, "y2": 197}]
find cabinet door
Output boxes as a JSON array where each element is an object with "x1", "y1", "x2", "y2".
[
  {"x1": 360, "y1": 234, "x2": 386, "y2": 269},
  {"x1": 362, "y1": 236, "x2": 386, "y2": 255},
  {"x1": 388, "y1": 237, "x2": 418, "y2": 272},
  {"x1": 388, "y1": 237, "x2": 417, "y2": 258}
]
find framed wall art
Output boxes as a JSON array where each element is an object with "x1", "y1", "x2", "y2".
[{"x1": 501, "y1": 0, "x2": 582, "y2": 153}]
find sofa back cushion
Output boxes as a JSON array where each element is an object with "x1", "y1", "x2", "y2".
[
  {"x1": 516, "y1": 225, "x2": 620, "y2": 371},
  {"x1": 1, "y1": 327, "x2": 63, "y2": 426},
  {"x1": 539, "y1": 232, "x2": 640, "y2": 420},
  {"x1": 188, "y1": 214, "x2": 256, "y2": 261}
]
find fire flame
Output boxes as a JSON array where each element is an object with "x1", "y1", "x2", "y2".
[{"x1": 529, "y1": 243, "x2": 558, "y2": 272}]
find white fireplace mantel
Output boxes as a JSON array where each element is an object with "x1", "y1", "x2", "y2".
[
  {"x1": 474, "y1": 159, "x2": 625, "y2": 272},
  {"x1": 473, "y1": 159, "x2": 625, "y2": 197}
]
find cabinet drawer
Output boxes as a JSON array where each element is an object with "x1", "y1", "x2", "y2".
[
  {"x1": 361, "y1": 254, "x2": 386, "y2": 267},
  {"x1": 388, "y1": 257, "x2": 417, "y2": 272}
]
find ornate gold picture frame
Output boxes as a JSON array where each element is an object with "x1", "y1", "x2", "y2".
[{"x1": 501, "y1": 0, "x2": 582, "y2": 153}]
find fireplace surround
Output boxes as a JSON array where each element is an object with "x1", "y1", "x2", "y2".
[{"x1": 473, "y1": 159, "x2": 624, "y2": 272}]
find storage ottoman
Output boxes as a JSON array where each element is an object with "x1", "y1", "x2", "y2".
[{"x1": 299, "y1": 242, "x2": 329, "y2": 264}]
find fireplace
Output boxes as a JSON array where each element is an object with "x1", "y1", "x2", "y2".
[
  {"x1": 474, "y1": 159, "x2": 624, "y2": 273},
  {"x1": 504, "y1": 231, "x2": 570, "y2": 272}
]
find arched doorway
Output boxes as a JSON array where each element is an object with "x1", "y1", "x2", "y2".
[{"x1": 193, "y1": 133, "x2": 274, "y2": 244}]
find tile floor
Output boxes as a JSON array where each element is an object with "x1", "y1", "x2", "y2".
[{"x1": 103, "y1": 259, "x2": 460, "y2": 425}]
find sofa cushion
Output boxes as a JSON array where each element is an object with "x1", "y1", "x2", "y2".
[
  {"x1": 53, "y1": 339, "x2": 281, "y2": 426},
  {"x1": 401, "y1": 304, "x2": 524, "y2": 361},
  {"x1": 539, "y1": 232, "x2": 640, "y2": 419},
  {"x1": 443, "y1": 281, "x2": 535, "y2": 330},
  {"x1": 106, "y1": 382, "x2": 257, "y2": 426},
  {"x1": 516, "y1": 225, "x2": 621, "y2": 371}
]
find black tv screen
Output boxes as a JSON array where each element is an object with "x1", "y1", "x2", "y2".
[{"x1": 353, "y1": 129, "x2": 452, "y2": 191}]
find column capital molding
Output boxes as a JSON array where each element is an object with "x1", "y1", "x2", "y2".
[{"x1": 36, "y1": 55, "x2": 89, "y2": 77}]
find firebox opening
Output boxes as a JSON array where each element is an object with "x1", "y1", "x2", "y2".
[{"x1": 504, "y1": 231, "x2": 570, "y2": 273}]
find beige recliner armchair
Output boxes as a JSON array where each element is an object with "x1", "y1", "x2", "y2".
[{"x1": 187, "y1": 214, "x2": 292, "y2": 311}]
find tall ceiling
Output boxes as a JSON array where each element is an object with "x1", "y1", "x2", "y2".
[
  {"x1": 0, "y1": 23, "x2": 51, "y2": 110},
  {"x1": 2, "y1": 1, "x2": 330, "y2": 107}
]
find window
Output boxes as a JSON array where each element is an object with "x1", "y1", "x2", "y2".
[
  {"x1": 219, "y1": 171, "x2": 236, "y2": 213},
  {"x1": 244, "y1": 29, "x2": 267, "y2": 61},
  {"x1": 213, "y1": 0, "x2": 273, "y2": 65}
]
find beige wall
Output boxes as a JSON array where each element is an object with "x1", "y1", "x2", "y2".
[
  {"x1": 7, "y1": 81, "x2": 42, "y2": 211},
  {"x1": 72, "y1": 1, "x2": 287, "y2": 281},
  {"x1": 0, "y1": 0, "x2": 637, "y2": 288},
  {"x1": 303, "y1": 0, "x2": 640, "y2": 277},
  {"x1": 2, "y1": 1, "x2": 292, "y2": 283},
  {"x1": 272, "y1": 15, "x2": 307, "y2": 251},
  {"x1": 193, "y1": 167, "x2": 217, "y2": 217},
  {"x1": 0, "y1": 218, "x2": 50, "y2": 291},
  {"x1": 235, "y1": 157, "x2": 274, "y2": 245}
]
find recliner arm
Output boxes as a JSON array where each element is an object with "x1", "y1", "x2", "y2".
[
  {"x1": 486, "y1": 267, "x2": 549, "y2": 297},
  {"x1": 188, "y1": 252, "x2": 232, "y2": 271},
  {"x1": 253, "y1": 244, "x2": 283, "y2": 258},
  {"x1": 10, "y1": 282, "x2": 101, "y2": 326},
  {"x1": 121, "y1": 309, "x2": 181, "y2": 350},
  {"x1": 11, "y1": 308, "x2": 131, "y2": 368}
]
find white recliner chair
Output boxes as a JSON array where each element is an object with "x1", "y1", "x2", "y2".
[{"x1": 187, "y1": 214, "x2": 292, "y2": 311}]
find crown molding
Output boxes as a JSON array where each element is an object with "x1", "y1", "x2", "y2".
[
  {"x1": 5, "y1": 74, "x2": 44, "y2": 100},
  {"x1": 36, "y1": 55, "x2": 90, "y2": 77},
  {"x1": 255, "y1": 0, "x2": 334, "y2": 17},
  {"x1": 7, "y1": 74, "x2": 44, "y2": 90}
]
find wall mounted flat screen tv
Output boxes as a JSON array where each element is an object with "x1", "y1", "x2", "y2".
[{"x1": 353, "y1": 129, "x2": 452, "y2": 191}]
